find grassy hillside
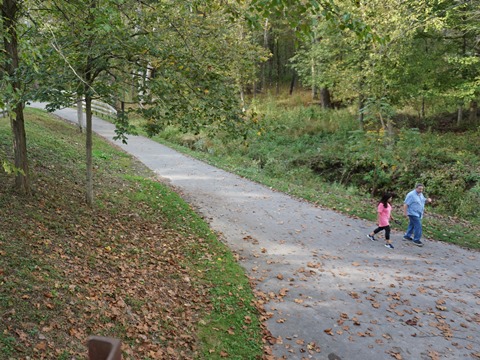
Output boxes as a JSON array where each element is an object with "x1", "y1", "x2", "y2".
[{"x1": 0, "y1": 109, "x2": 263, "y2": 359}]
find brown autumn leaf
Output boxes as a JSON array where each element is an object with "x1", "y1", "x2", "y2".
[
  {"x1": 307, "y1": 342, "x2": 320, "y2": 352},
  {"x1": 35, "y1": 342, "x2": 47, "y2": 351},
  {"x1": 405, "y1": 318, "x2": 418, "y2": 326},
  {"x1": 349, "y1": 292, "x2": 360, "y2": 299},
  {"x1": 387, "y1": 350, "x2": 403, "y2": 359},
  {"x1": 15, "y1": 330, "x2": 28, "y2": 341},
  {"x1": 324, "y1": 328, "x2": 334, "y2": 336}
]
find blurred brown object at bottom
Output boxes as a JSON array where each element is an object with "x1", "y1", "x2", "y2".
[{"x1": 88, "y1": 336, "x2": 121, "y2": 360}]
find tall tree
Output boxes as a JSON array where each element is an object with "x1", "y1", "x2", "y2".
[{"x1": 32, "y1": 0, "x2": 138, "y2": 205}]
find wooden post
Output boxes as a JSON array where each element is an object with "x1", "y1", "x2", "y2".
[{"x1": 88, "y1": 336, "x2": 121, "y2": 360}]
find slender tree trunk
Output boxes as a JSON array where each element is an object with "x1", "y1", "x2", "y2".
[
  {"x1": 2, "y1": 0, "x2": 30, "y2": 194},
  {"x1": 261, "y1": 18, "x2": 268, "y2": 92},
  {"x1": 469, "y1": 100, "x2": 477, "y2": 124},
  {"x1": 84, "y1": 89, "x2": 93, "y2": 206},
  {"x1": 311, "y1": 60, "x2": 317, "y2": 101},
  {"x1": 240, "y1": 88, "x2": 245, "y2": 111},
  {"x1": 77, "y1": 98, "x2": 84, "y2": 132},
  {"x1": 83, "y1": 0, "x2": 96, "y2": 206},
  {"x1": 386, "y1": 119, "x2": 395, "y2": 146},
  {"x1": 289, "y1": 72, "x2": 296, "y2": 95},
  {"x1": 311, "y1": 33, "x2": 318, "y2": 101},
  {"x1": 275, "y1": 37, "x2": 280, "y2": 96},
  {"x1": 358, "y1": 94, "x2": 365, "y2": 129},
  {"x1": 421, "y1": 97, "x2": 425, "y2": 119},
  {"x1": 457, "y1": 105, "x2": 463, "y2": 126}
]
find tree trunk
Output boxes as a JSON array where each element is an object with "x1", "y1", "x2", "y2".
[
  {"x1": 320, "y1": 88, "x2": 332, "y2": 109},
  {"x1": 84, "y1": 90, "x2": 94, "y2": 206},
  {"x1": 421, "y1": 97, "x2": 425, "y2": 119},
  {"x1": 386, "y1": 119, "x2": 395, "y2": 146},
  {"x1": 469, "y1": 100, "x2": 477, "y2": 124},
  {"x1": 83, "y1": 0, "x2": 96, "y2": 206},
  {"x1": 240, "y1": 88, "x2": 245, "y2": 112},
  {"x1": 77, "y1": 98, "x2": 84, "y2": 132},
  {"x1": 2, "y1": 0, "x2": 30, "y2": 194},
  {"x1": 275, "y1": 36, "x2": 280, "y2": 96},
  {"x1": 289, "y1": 72, "x2": 296, "y2": 95},
  {"x1": 358, "y1": 94, "x2": 365, "y2": 129},
  {"x1": 457, "y1": 105, "x2": 463, "y2": 126},
  {"x1": 311, "y1": 60, "x2": 317, "y2": 101},
  {"x1": 261, "y1": 18, "x2": 269, "y2": 92}
]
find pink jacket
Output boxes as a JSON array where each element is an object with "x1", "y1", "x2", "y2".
[{"x1": 377, "y1": 203, "x2": 392, "y2": 227}]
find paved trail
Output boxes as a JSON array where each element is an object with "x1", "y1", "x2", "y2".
[{"x1": 30, "y1": 104, "x2": 480, "y2": 360}]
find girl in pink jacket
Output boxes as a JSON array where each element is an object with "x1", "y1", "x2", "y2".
[{"x1": 367, "y1": 193, "x2": 396, "y2": 249}]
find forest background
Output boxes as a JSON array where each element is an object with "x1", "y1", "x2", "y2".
[{"x1": 1, "y1": 0, "x2": 479, "y2": 358}]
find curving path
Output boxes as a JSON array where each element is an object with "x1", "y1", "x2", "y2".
[{"x1": 29, "y1": 103, "x2": 480, "y2": 360}]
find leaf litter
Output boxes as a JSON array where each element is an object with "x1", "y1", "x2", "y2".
[{"x1": 0, "y1": 134, "x2": 264, "y2": 359}]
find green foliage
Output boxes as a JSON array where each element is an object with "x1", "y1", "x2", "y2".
[
  {"x1": 136, "y1": 2, "x2": 268, "y2": 138},
  {"x1": 290, "y1": 0, "x2": 480, "y2": 125}
]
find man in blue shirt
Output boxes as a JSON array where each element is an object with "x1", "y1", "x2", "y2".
[{"x1": 403, "y1": 183, "x2": 432, "y2": 247}]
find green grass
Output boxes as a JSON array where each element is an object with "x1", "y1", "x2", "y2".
[{"x1": 0, "y1": 109, "x2": 263, "y2": 359}]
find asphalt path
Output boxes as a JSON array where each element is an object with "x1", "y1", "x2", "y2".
[{"x1": 29, "y1": 103, "x2": 480, "y2": 360}]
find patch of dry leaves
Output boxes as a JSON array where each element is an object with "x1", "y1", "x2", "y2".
[{"x1": 0, "y1": 158, "x2": 226, "y2": 360}]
